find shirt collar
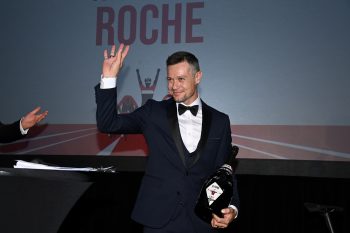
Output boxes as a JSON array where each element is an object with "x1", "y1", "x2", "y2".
[{"x1": 176, "y1": 96, "x2": 201, "y2": 108}]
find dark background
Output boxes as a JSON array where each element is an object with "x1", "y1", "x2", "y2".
[{"x1": 0, "y1": 155, "x2": 349, "y2": 233}]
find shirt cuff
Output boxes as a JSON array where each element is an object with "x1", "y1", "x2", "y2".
[
  {"x1": 228, "y1": 205, "x2": 238, "y2": 219},
  {"x1": 19, "y1": 118, "x2": 29, "y2": 135},
  {"x1": 100, "y1": 75, "x2": 117, "y2": 89}
]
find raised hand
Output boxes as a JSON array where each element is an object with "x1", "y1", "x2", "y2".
[
  {"x1": 21, "y1": 106, "x2": 48, "y2": 130},
  {"x1": 102, "y1": 44, "x2": 130, "y2": 78}
]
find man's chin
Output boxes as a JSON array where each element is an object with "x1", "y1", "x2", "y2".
[{"x1": 173, "y1": 97, "x2": 183, "y2": 103}]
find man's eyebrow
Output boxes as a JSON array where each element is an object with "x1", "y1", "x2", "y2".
[{"x1": 167, "y1": 76, "x2": 185, "y2": 79}]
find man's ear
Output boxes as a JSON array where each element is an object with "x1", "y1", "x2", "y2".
[{"x1": 195, "y1": 71, "x2": 202, "y2": 84}]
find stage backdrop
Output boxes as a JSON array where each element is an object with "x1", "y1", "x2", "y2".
[{"x1": 1, "y1": 0, "x2": 349, "y2": 162}]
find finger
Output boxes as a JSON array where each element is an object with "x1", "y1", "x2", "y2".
[
  {"x1": 36, "y1": 116, "x2": 45, "y2": 123},
  {"x1": 115, "y1": 43, "x2": 124, "y2": 59},
  {"x1": 116, "y1": 44, "x2": 129, "y2": 65},
  {"x1": 213, "y1": 219, "x2": 227, "y2": 228},
  {"x1": 211, "y1": 219, "x2": 216, "y2": 228},
  {"x1": 212, "y1": 221, "x2": 225, "y2": 229},
  {"x1": 104, "y1": 49, "x2": 108, "y2": 59},
  {"x1": 221, "y1": 207, "x2": 233, "y2": 216},
  {"x1": 212, "y1": 213, "x2": 221, "y2": 221},
  {"x1": 211, "y1": 215, "x2": 222, "y2": 228},
  {"x1": 39, "y1": 111, "x2": 48, "y2": 119},
  {"x1": 35, "y1": 116, "x2": 43, "y2": 123},
  {"x1": 36, "y1": 112, "x2": 48, "y2": 123},
  {"x1": 121, "y1": 45, "x2": 130, "y2": 59},
  {"x1": 213, "y1": 213, "x2": 229, "y2": 227},
  {"x1": 110, "y1": 44, "x2": 116, "y2": 57},
  {"x1": 29, "y1": 106, "x2": 41, "y2": 115}
]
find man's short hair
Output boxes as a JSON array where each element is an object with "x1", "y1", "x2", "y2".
[{"x1": 166, "y1": 51, "x2": 200, "y2": 74}]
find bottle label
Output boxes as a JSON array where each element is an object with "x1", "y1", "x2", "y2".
[{"x1": 206, "y1": 182, "x2": 223, "y2": 205}]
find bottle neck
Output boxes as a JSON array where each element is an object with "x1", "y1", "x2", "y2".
[{"x1": 220, "y1": 164, "x2": 233, "y2": 175}]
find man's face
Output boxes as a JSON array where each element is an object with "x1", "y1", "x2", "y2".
[{"x1": 167, "y1": 61, "x2": 202, "y2": 105}]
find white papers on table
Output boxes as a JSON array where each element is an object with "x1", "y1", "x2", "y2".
[{"x1": 14, "y1": 160, "x2": 99, "y2": 172}]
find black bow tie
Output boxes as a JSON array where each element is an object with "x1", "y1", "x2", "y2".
[{"x1": 178, "y1": 104, "x2": 199, "y2": 116}]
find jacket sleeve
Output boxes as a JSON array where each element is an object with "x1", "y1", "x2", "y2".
[
  {"x1": 95, "y1": 84, "x2": 149, "y2": 134},
  {"x1": 0, "y1": 120, "x2": 25, "y2": 143}
]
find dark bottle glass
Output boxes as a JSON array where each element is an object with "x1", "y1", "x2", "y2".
[{"x1": 194, "y1": 145, "x2": 239, "y2": 223}]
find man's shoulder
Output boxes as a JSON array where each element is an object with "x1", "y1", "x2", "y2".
[
  {"x1": 145, "y1": 97, "x2": 174, "y2": 106},
  {"x1": 201, "y1": 100, "x2": 229, "y2": 118},
  {"x1": 138, "y1": 98, "x2": 172, "y2": 113}
]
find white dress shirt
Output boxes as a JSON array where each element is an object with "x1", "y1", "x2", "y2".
[
  {"x1": 176, "y1": 97, "x2": 202, "y2": 153},
  {"x1": 20, "y1": 118, "x2": 29, "y2": 135}
]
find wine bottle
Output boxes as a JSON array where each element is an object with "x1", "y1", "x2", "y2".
[{"x1": 194, "y1": 145, "x2": 239, "y2": 223}]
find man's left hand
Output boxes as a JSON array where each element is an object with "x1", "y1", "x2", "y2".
[{"x1": 211, "y1": 207, "x2": 237, "y2": 229}]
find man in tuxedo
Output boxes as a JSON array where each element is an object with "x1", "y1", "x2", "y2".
[
  {"x1": 0, "y1": 107, "x2": 48, "y2": 143},
  {"x1": 95, "y1": 44, "x2": 239, "y2": 233}
]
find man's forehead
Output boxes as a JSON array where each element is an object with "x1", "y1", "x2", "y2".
[{"x1": 167, "y1": 63, "x2": 193, "y2": 75}]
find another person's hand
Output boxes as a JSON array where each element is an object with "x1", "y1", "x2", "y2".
[
  {"x1": 21, "y1": 107, "x2": 48, "y2": 130},
  {"x1": 211, "y1": 207, "x2": 237, "y2": 229},
  {"x1": 102, "y1": 43, "x2": 130, "y2": 78}
]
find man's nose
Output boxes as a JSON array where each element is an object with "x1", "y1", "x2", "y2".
[{"x1": 172, "y1": 80, "x2": 179, "y2": 89}]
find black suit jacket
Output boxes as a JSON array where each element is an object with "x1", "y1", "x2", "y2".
[
  {"x1": 0, "y1": 120, "x2": 24, "y2": 143},
  {"x1": 95, "y1": 86, "x2": 239, "y2": 232}
]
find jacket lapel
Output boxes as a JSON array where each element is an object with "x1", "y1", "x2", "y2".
[
  {"x1": 189, "y1": 100, "x2": 212, "y2": 168},
  {"x1": 167, "y1": 100, "x2": 187, "y2": 167}
]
